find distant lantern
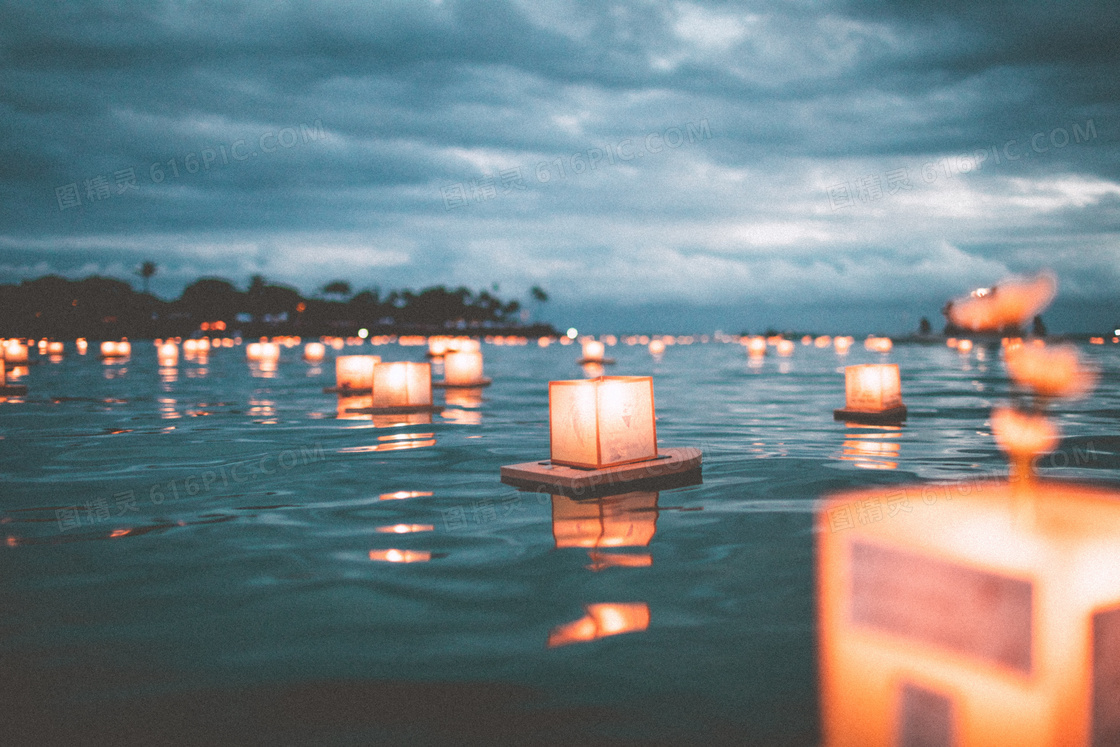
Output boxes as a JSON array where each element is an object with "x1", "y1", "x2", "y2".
[
  {"x1": 100, "y1": 340, "x2": 131, "y2": 358},
  {"x1": 371, "y1": 361, "x2": 433, "y2": 410},
  {"x1": 47, "y1": 341, "x2": 64, "y2": 355},
  {"x1": 440, "y1": 350, "x2": 490, "y2": 387},
  {"x1": 247, "y1": 341, "x2": 279, "y2": 363},
  {"x1": 4, "y1": 340, "x2": 29, "y2": 363},
  {"x1": 777, "y1": 339, "x2": 795, "y2": 357},
  {"x1": 335, "y1": 355, "x2": 380, "y2": 392},
  {"x1": 818, "y1": 479, "x2": 1120, "y2": 747},
  {"x1": 427, "y1": 337, "x2": 449, "y2": 357},
  {"x1": 834, "y1": 336, "x2": 853, "y2": 354},
  {"x1": 457, "y1": 338, "x2": 481, "y2": 353},
  {"x1": 864, "y1": 336, "x2": 893, "y2": 353},
  {"x1": 802, "y1": 335, "x2": 813, "y2": 345},
  {"x1": 582, "y1": 340, "x2": 605, "y2": 362},
  {"x1": 157, "y1": 342, "x2": 179, "y2": 366},
  {"x1": 548, "y1": 376, "x2": 657, "y2": 469},
  {"x1": 303, "y1": 342, "x2": 326, "y2": 363},
  {"x1": 76, "y1": 338, "x2": 88, "y2": 354},
  {"x1": 815, "y1": 335, "x2": 832, "y2": 348},
  {"x1": 648, "y1": 339, "x2": 666, "y2": 356},
  {"x1": 834, "y1": 364, "x2": 906, "y2": 423},
  {"x1": 957, "y1": 339, "x2": 974, "y2": 353},
  {"x1": 746, "y1": 336, "x2": 767, "y2": 358}
]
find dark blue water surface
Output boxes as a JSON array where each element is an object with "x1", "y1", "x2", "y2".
[{"x1": 2, "y1": 340, "x2": 1118, "y2": 744}]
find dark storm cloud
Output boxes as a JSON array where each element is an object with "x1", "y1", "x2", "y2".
[{"x1": 0, "y1": 0, "x2": 1116, "y2": 330}]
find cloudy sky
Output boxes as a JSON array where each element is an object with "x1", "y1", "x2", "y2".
[{"x1": 2, "y1": 0, "x2": 1118, "y2": 333}]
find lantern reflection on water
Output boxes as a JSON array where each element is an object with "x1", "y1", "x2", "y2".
[
  {"x1": 819, "y1": 480, "x2": 1120, "y2": 746},
  {"x1": 549, "y1": 376, "x2": 656, "y2": 469},
  {"x1": 548, "y1": 603, "x2": 650, "y2": 648},
  {"x1": 839, "y1": 425, "x2": 901, "y2": 470},
  {"x1": 834, "y1": 364, "x2": 906, "y2": 423},
  {"x1": 552, "y1": 491, "x2": 657, "y2": 570}
]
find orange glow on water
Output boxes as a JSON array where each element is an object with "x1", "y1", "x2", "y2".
[
  {"x1": 548, "y1": 603, "x2": 650, "y2": 647},
  {"x1": 369, "y1": 549, "x2": 432, "y2": 563}
]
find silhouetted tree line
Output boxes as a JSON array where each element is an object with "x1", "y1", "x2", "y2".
[{"x1": 0, "y1": 274, "x2": 556, "y2": 339}]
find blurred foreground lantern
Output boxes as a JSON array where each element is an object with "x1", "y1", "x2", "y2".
[
  {"x1": 548, "y1": 603, "x2": 650, "y2": 647},
  {"x1": 945, "y1": 271, "x2": 1056, "y2": 332},
  {"x1": 370, "y1": 361, "x2": 435, "y2": 412},
  {"x1": 549, "y1": 376, "x2": 657, "y2": 469},
  {"x1": 437, "y1": 350, "x2": 491, "y2": 387},
  {"x1": 303, "y1": 342, "x2": 326, "y2": 363},
  {"x1": 834, "y1": 336, "x2": 853, "y2": 354},
  {"x1": 834, "y1": 364, "x2": 906, "y2": 423},
  {"x1": 4, "y1": 340, "x2": 29, "y2": 363},
  {"x1": 819, "y1": 480, "x2": 1120, "y2": 746},
  {"x1": 501, "y1": 375, "x2": 701, "y2": 492},
  {"x1": 334, "y1": 355, "x2": 380, "y2": 392},
  {"x1": 1004, "y1": 343, "x2": 1095, "y2": 399}
]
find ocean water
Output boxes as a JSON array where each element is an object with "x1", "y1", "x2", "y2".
[{"x1": 2, "y1": 340, "x2": 1118, "y2": 745}]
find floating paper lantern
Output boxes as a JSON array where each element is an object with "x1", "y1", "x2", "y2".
[
  {"x1": 4, "y1": 340, "x2": 29, "y2": 363},
  {"x1": 648, "y1": 339, "x2": 666, "y2": 356},
  {"x1": 548, "y1": 603, "x2": 650, "y2": 647},
  {"x1": 427, "y1": 337, "x2": 449, "y2": 357},
  {"x1": 371, "y1": 361, "x2": 432, "y2": 410},
  {"x1": 819, "y1": 480, "x2": 1120, "y2": 747},
  {"x1": 777, "y1": 339, "x2": 795, "y2": 357},
  {"x1": 834, "y1": 364, "x2": 906, "y2": 423},
  {"x1": 834, "y1": 336, "x2": 853, "y2": 354},
  {"x1": 335, "y1": 355, "x2": 380, "y2": 391},
  {"x1": 549, "y1": 376, "x2": 657, "y2": 469},
  {"x1": 957, "y1": 339, "x2": 974, "y2": 353},
  {"x1": 76, "y1": 338, "x2": 88, "y2": 354},
  {"x1": 815, "y1": 335, "x2": 832, "y2": 348},
  {"x1": 246, "y1": 341, "x2": 279, "y2": 362},
  {"x1": 440, "y1": 350, "x2": 488, "y2": 386},
  {"x1": 1004, "y1": 343, "x2": 1095, "y2": 399},
  {"x1": 303, "y1": 342, "x2": 326, "y2": 363},
  {"x1": 864, "y1": 336, "x2": 893, "y2": 353},
  {"x1": 581, "y1": 340, "x2": 606, "y2": 362}
]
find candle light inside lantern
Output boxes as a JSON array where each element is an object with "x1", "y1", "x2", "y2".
[
  {"x1": 442, "y1": 351, "x2": 484, "y2": 386},
  {"x1": 372, "y1": 361, "x2": 431, "y2": 409},
  {"x1": 335, "y1": 355, "x2": 380, "y2": 391},
  {"x1": 549, "y1": 376, "x2": 657, "y2": 469},
  {"x1": 842, "y1": 364, "x2": 903, "y2": 413}
]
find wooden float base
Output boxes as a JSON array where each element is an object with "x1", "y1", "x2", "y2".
[
  {"x1": 501, "y1": 447, "x2": 702, "y2": 496},
  {"x1": 433, "y1": 379, "x2": 492, "y2": 389},
  {"x1": 833, "y1": 405, "x2": 908, "y2": 424},
  {"x1": 577, "y1": 358, "x2": 616, "y2": 365},
  {"x1": 323, "y1": 386, "x2": 371, "y2": 395},
  {"x1": 0, "y1": 384, "x2": 28, "y2": 395},
  {"x1": 345, "y1": 404, "x2": 443, "y2": 415}
]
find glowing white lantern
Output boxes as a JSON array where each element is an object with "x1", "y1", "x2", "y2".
[
  {"x1": 157, "y1": 342, "x2": 179, "y2": 366},
  {"x1": 442, "y1": 351, "x2": 485, "y2": 386},
  {"x1": 4, "y1": 340, "x2": 29, "y2": 363},
  {"x1": 549, "y1": 376, "x2": 657, "y2": 469},
  {"x1": 371, "y1": 361, "x2": 432, "y2": 409},
  {"x1": 335, "y1": 355, "x2": 380, "y2": 391},
  {"x1": 76, "y1": 338, "x2": 88, "y2": 354},
  {"x1": 581, "y1": 340, "x2": 605, "y2": 362},
  {"x1": 835, "y1": 364, "x2": 906, "y2": 422}
]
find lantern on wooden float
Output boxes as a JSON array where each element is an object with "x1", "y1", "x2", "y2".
[
  {"x1": 369, "y1": 361, "x2": 435, "y2": 412},
  {"x1": 501, "y1": 375, "x2": 701, "y2": 492},
  {"x1": 548, "y1": 603, "x2": 650, "y2": 647},
  {"x1": 303, "y1": 342, "x2": 326, "y2": 363},
  {"x1": 437, "y1": 350, "x2": 490, "y2": 388},
  {"x1": 46, "y1": 341, "x2": 64, "y2": 356},
  {"x1": 834, "y1": 336, "x2": 853, "y2": 354},
  {"x1": 834, "y1": 364, "x2": 906, "y2": 423},
  {"x1": 334, "y1": 355, "x2": 380, "y2": 392}
]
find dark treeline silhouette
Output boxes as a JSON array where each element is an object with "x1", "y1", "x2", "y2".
[{"x1": 0, "y1": 274, "x2": 557, "y2": 339}]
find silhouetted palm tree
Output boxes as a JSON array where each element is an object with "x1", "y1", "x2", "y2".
[{"x1": 137, "y1": 261, "x2": 157, "y2": 294}]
